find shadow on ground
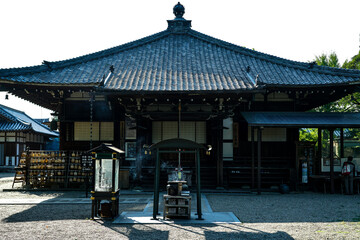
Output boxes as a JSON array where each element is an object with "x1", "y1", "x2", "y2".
[
  {"x1": 1, "y1": 202, "x2": 144, "y2": 222},
  {"x1": 103, "y1": 222, "x2": 294, "y2": 240}
]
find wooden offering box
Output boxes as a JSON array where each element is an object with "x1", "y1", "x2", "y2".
[{"x1": 163, "y1": 180, "x2": 191, "y2": 220}]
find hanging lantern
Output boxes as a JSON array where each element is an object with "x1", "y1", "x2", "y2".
[{"x1": 89, "y1": 143, "x2": 124, "y2": 219}]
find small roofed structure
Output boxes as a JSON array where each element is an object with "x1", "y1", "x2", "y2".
[
  {"x1": 242, "y1": 112, "x2": 360, "y2": 194},
  {"x1": 150, "y1": 138, "x2": 206, "y2": 220}
]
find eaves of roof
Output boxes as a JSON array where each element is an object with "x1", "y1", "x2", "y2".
[
  {"x1": 242, "y1": 112, "x2": 360, "y2": 128},
  {"x1": 0, "y1": 121, "x2": 32, "y2": 132}
]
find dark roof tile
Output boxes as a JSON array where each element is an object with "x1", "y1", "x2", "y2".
[{"x1": 0, "y1": 28, "x2": 360, "y2": 92}]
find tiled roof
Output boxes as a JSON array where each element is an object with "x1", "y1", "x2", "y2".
[
  {"x1": 0, "y1": 121, "x2": 32, "y2": 132},
  {"x1": 0, "y1": 104, "x2": 58, "y2": 136},
  {"x1": 1, "y1": 21, "x2": 360, "y2": 92},
  {"x1": 241, "y1": 112, "x2": 360, "y2": 128}
]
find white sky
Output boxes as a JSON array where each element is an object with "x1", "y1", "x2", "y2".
[{"x1": 0, "y1": 0, "x2": 359, "y2": 119}]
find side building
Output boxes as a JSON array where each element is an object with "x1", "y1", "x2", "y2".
[{"x1": 0, "y1": 104, "x2": 59, "y2": 167}]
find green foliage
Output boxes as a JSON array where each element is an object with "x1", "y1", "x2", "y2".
[
  {"x1": 314, "y1": 52, "x2": 340, "y2": 68},
  {"x1": 299, "y1": 128, "x2": 318, "y2": 142},
  {"x1": 342, "y1": 51, "x2": 360, "y2": 70},
  {"x1": 312, "y1": 51, "x2": 360, "y2": 114}
]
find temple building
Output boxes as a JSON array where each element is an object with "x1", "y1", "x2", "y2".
[
  {"x1": 0, "y1": 104, "x2": 58, "y2": 167},
  {"x1": 1, "y1": 3, "x2": 360, "y2": 191}
]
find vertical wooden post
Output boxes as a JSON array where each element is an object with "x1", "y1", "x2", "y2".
[
  {"x1": 340, "y1": 128, "x2": 344, "y2": 158},
  {"x1": 251, "y1": 126, "x2": 255, "y2": 189},
  {"x1": 152, "y1": 149, "x2": 160, "y2": 219},
  {"x1": 135, "y1": 117, "x2": 142, "y2": 185},
  {"x1": 329, "y1": 129, "x2": 335, "y2": 194},
  {"x1": 89, "y1": 92, "x2": 94, "y2": 150},
  {"x1": 317, "y1": 128, "x2": 322, "y2": 175},
  {"x1": 257, "y1": 127, "x2": 263, "y2": 195},
  {"x1": 216, "y1": 118, "x2": 224, "y2": 189},
  {"x1": 196, "y1": 149, "x2": 203, "y2": 220}
]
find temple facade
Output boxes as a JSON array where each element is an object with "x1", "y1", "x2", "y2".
[{"x1": 1, "y1": 3, "x2": 360, "y2": 191}]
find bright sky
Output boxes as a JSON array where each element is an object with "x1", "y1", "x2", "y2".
[{"x1": 0, "y1": 0, "x2": 359, "y2": 119}]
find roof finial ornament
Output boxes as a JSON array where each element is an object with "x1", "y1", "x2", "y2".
[
  {"x1": 168, "y1": 2, "x2": 191, "y2": 32},
  {"x1": 173, "y1": 2, "x2": 185, "y2": 19}
]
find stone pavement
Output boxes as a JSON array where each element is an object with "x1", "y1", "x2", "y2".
[{"x1": 113, "y1": 193, "x2": 241, "y2": 224}]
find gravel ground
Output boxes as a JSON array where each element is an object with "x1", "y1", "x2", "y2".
[
  {"x1": 0, "y1": 176, "x2": 89, "y2": 199},
  {"x1": 1, "y1": 174, "x2": 360, "y2": 239}
]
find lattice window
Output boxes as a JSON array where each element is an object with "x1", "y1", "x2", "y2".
[
  {"x1": 248, "y1": 127, "x2": 287, "y2": 142},
  {"x1": 74, "y1": 122, "x2": 100, "y2": 141},
  {"x1": 100, "y1": 122, "x2": 114, "y2": 141},
  {"x1": 152, "y1": 121, "x2": 206, "y2": 144},
  {"x1": 74, "y1": 122, "x2": 114, "y2": 141}
]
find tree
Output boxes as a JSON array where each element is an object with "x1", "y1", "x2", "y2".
[
  {"x1": 312, "y1": 51, "x2": 360, "y2": 113},
  {"x1": 314, "y1": 52, "x2": 340, "y2": 68},
  {"x1": 342, "y1": 51, "x2": 360, "y2": 70}
]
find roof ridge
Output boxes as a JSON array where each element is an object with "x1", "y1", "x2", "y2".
[
  {"x1": 0, "y1": 108, "x2": 17, "y2": 122},
  {"x1": 187, "y1": 29, "x2": 360, "y2": 78},
  {"x1": 0, "y1": 104, "x2": 27, "y2": 115},
  {"x1": 0, "y1": 30, "x2": 171, "y2": 77},
  {"x1": 0, "y1": 105, "x2": 31, "y2": 131},
  {"x1": 14, "y1": 109, "x2": 55, "y2": 133}
]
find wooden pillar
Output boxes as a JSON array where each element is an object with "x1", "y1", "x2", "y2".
[
  {"x1": 251, "y1": 126, "x2": 255, "y2": 189},
  {"x1": 257, "y1": 127, "x2": 263, "y2": 195},
  {"x1": 152, "y1": 149, "x2": 160, "y2": 220},
  {"x1": 317, "y1": 128, "x2": 322, "y2": 175},
  {"x1": 329, "y1": 129, "x2": 335, "y2": 194},
  {"x1": 340, "y1": 128, "x2": 344, "y2": 158},
  {"x1": 196, "y1": 149, "x2": 203, "y2": 220},
  {"x1": 216, "y1": 118, "x2": 224, "y2": 189},
  {"x1": 135, "y1": 117, "x2": 142, "y2": 185}
]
